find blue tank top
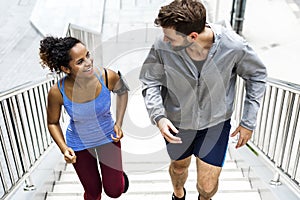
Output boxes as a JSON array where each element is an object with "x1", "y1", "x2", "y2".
[{"x1": 57, "y1": 74, "x2": 115, "y2": 151}]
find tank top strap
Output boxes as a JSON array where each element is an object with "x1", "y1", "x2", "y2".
[
  {"x1": 94, "y1": 70, "x2": 108, "y2": 89},
  {"x1": 57, "y1": 77, "x2": 66, "y2": 95}
]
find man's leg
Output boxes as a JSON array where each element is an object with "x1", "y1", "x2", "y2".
[
  {"x1": 169, "y1": 156, "x2": 192, "y2": 198},
  {"x1": 194, "y1": 119, "x2": 231, "y2": 200},
  {"x1": 196, "y1": 158, "x2": 221, "y2": 200}
]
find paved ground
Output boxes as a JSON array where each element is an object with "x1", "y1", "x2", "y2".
[
  {"x1": 241, "y1": 0, "x2": 300, "y2": 85},
  {"x1": 1, "y1": 0, "x2": 300, "y2": 94},
  {"x1": 0, "y1": 0, "x2": 46, "y2": 93}
]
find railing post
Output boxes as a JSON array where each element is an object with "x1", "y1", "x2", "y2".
[
  {"x1": 230, "y1": 0, "x2": 247, "y2": 34},
  {"x1": 233, "y1": 77, "x2": 300, "y2": 193},
  {"x1": 10, "y1": 96, "x2": 38, "y2": 191},
  {"x1": 269, "y1": 92, "x2": 294, "y2": 186},
  {"x1": 269, "y1": 171, "x2": 282, "y2": 186},
  {"x1": 24, "y1": 176, "x2": 36, "y2": 191}
]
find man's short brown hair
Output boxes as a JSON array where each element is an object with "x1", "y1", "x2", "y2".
[{"x1": 154, "y1": 0, "x2": 206, "y2": 36}]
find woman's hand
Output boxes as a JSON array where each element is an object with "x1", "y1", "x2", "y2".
[
  {"x1": 63, "y1": 147, "x2": 77, "y2": 163},
  {"x1": 111, "y1": 123, "x2": 124, "y2": 142}
]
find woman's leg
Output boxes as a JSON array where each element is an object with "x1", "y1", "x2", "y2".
[
  {"x1": 96, "y1": 142, "x2": 125, "y2": 198},
  {"x1": 73, "y1": 149, "x2": 102, "y2": 200}
]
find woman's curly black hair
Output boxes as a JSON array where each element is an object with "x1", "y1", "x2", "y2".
[{"x1": 39, "y1": 36, "x2": 81, "y2": 73}]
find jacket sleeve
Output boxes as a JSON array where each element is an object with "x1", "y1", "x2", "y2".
[
  {"x1": 139, "y1": 45, "x2": 166, "y2": 125},
  {"x1": 236, "y1": 40, "x2": 267, "y2": 130}
]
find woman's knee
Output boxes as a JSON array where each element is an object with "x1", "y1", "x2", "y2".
[
  {"x1": 102, "y1": 175, "x2": 125, "y2": 198},
  {"x1": 104, "y1": 187, "x2": 123, "y2": 198}
]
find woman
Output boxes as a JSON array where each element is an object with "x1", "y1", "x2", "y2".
[{"x1": 39, "y1": 36, "x2": 129, "y2": 199}]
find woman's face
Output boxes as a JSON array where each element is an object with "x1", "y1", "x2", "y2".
[{"x1": 68, "y1": 42, "x2": 94, "y2": 78}]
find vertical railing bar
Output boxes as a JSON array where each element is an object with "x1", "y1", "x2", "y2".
[
  {"x1": 15, "y1": 95, "x2": 32, "y2": 166},
  {"x1": 5, "y1": 98, "x2": 22, "y2": 181},
  {"x1": 38, "y1": 85, "x2": 50, "y2": 146},
  {"x1": 42, "y1": 83, "x2": 52, "y2": 145},
  {"x1": 255, "y1": 86, "x2": 265, "y2": 145},
  {"x1": 0, "y1": 126, "x2": 10, "y2": 193},
  {"x1": 37, "y1": 86, "x2": 48, "y2": 150},
  {"x1": 12, "y1": 96, "x2": 36, "y2": 190},
  {"x1": 270, "y1": 89, "x2": 286, "y2": 160},
  {"x1": 278, "y1": 92, "x2": 295, "y2": 168},
  {"x1": 251, "y1": 83, "x2": 266, "y2": 146},
  {"x1": 285, "y1": 94, "x2": 300, "y2": 174},
  {"x1": 27, "y1": 88, "x2": 42, "y2": 156},
  {"x1": 270, "y1": 91, "x2": 294, "y2": 185},
  {"x1": 291, "y1": 140, "x2": 300, "y2": 179},
  {"x1": 22, "y1": 92, "x2": 38, "y2": 162},
  {"x1": 80, "y1": 30, "x2": 84, "y2": 48},
  {"x1": 32, "y1": 87, "x2": 45, "y2": 152},
  {"x1": 261, "y1": 86, "x2": 272, "y2": 152},
  {"x1": 90, "y1": 33, "x2": 93, "y2": 51},
  {"x1": 266, "y1": 87, "x2": 278, "y2": 155},
  {"x1": 83, "y1": 31, "x2": 87, "y2": 49},
  {"x1": 256, "y1": 85, "x2": 267, "y2": 148},
  {"x1": 0, "y1": 160, "x2": 8, "y2": 194},
  {"x1": 10, "y1": 96, "x2": 26, "y2": 176},
  {"x1": 41, "y1": 83, "x2": 51, "y2": 146}
]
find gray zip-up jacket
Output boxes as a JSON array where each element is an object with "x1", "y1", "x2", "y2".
[{"x1": 139, "y1": 24, "x2": 267, "y2": 130}]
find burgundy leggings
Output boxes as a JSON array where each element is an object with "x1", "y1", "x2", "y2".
[{"x1": 72, "y1": 142, "x2": 125, "y2": 200}]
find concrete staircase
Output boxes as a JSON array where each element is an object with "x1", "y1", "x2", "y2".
[
  {"x1": 40, "y1": 1, "x2": 267, "y2": 200},
  {"x1": 45, "y1": 145, "x2": 262, "y2": 200}
]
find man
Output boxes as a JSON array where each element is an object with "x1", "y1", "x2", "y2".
[{"x1": 139, "y1": 0, "x2": 267, "y2": 199}]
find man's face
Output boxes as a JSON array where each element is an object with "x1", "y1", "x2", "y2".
[{"x1": 162, "y1": 28, "x2": 193, "y2": 51}]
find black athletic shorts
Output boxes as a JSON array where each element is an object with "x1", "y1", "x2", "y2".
[{"x1": 165, "y1": 119, "x2": 231, "y2": 167}]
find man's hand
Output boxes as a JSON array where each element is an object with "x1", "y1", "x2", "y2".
[
  {"x1": 157, "y1": 118, "x2": 181, "y2": 143},
  {"x1": 230, "y1": 125, "x2": 253, "y2": 148}
]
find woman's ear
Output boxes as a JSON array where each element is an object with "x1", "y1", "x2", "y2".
[{"x1": 60, "y1": 66, "x2": 71, "y2": 74}]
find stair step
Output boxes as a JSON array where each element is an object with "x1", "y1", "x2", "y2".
[
  {"x1": 52, "y1": 177, "x2": 253, "y2": 193},
  {"x1": 46, "y1": 192, "x2": 83, "y2": 200},
  {"x1": 46, "y1": 189, "x2": 261, "y2": 200},
  {"x1": 58, "y1": 167, "x2": 245, "y2": 182},
  {"x1": 51, "y1": 152, "x2": 258, "y2": 199},
  {"x1": 63, "y1": 159, "x2": 239, "y2": 172}
]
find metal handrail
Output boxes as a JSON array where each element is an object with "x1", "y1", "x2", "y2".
[
  {"x1": 0, "y1": 75, "x2": 61, "y2": 199},
  {"x1": 233, "y1": 76, "x2": 300, "y2": 195}
]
